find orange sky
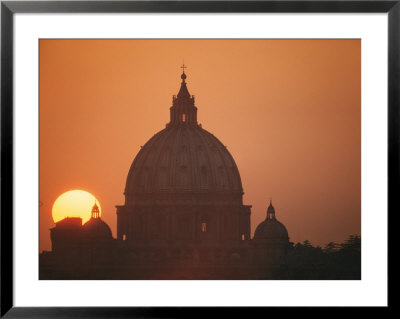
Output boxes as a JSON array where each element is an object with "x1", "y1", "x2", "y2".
[{"x1": 39, "y1": 39, "x2": 360, "y2": 252}]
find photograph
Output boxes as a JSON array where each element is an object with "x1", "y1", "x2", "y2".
[{"x1": 38, "y1": 39, "x2": 361, "y2": 280}]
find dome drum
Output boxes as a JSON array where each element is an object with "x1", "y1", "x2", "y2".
[
  {"x1": 122, "y1": 191, "x2": 244, "y2": 206},
  {"x1": 116, "y1": 203, "x2": 251, "y2": 246}
]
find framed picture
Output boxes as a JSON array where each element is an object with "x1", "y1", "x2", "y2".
[{"x1": 1, "y1": 0, "x2": 395, "y2": 316}]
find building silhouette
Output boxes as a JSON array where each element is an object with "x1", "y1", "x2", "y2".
[{"x1": 40, "y1": 68, "x2": 290, "y2": 280}]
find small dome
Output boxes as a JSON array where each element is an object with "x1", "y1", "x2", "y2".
[
  {"x1": 253, "y1": 219, "x2": 289, "y2": 241},
  {"x1": 253, "y1": 201, "x2": 289, "y2": 242},
  {"x1": 83, "y1": 217, "x2": 112, "y2": 240}
]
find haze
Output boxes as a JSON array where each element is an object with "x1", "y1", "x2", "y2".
[{"x1": 39, "y1": 39, "x2": 360, "y2": 252}]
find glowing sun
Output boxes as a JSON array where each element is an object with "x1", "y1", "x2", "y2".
[{"x1": 52, "y1": 190, "x2": 101, "y2": 224}]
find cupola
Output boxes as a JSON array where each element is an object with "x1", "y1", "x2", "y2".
[{"x1": 168, "y1": 64, "x2": 198, "y2": 126}]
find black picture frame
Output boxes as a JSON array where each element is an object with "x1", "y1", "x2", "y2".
[{"x1": 1, "y1": 0, "x2": 395, "y2": 317}]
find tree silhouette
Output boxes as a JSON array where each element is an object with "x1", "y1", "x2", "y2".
[
  {"x1": 277, "y1": 234, "x2": 361, "y2": 280},
  {"x1": 324, "y1": 241, "x2": 339, "y2": 253}
]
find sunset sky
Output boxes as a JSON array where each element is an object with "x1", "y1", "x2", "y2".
[{"x1": 39, "y1": 39, "x2": 360, "y2": 252}]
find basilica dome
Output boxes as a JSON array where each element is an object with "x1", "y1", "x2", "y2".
[{"x1": 124, "y1": 70, "x2": 243, "y2": 205}]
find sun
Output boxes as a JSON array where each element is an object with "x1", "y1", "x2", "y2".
[{"x1": 52, "y1": 190, "x2": 101, "y2": 224}]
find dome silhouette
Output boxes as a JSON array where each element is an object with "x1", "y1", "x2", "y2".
[
  {"x1": 253, "y1": 201, "x2": 289, "y2": 242},
  {"x1": 254, "y1": 219, "x2": 289, "y2": 241},
  {"x1": 82, "y1": 203, "x2": 112, "y2": 240},
  {"x1": 117, "y1": 68, "x2": 251, "y2": 246},
  {"x1": 124, "y1": 71, "x2": 243, "y2": 205},
  {"x1": 83, "y1": 217, "x2": 113, "y2": 239},
  {"x1": 124, "y1": 127, "x2": 243, "y2": 202}
]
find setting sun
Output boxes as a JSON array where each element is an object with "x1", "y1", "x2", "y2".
[
  {"x1": 39, "y1": 39, "x2": 361, "y2": 282},
  {"x1": 52, "y1": 190, "x2": 101, "y2": 224}
]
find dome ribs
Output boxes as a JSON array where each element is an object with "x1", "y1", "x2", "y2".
[
  {"x1": 193, "y1": 126, "x2": 218, "y2": 192},
  {"x1": 201, "y1": 129, "x2": 244, "y2": 195},
  {"x1": 171, "y1": 126, "x2": 183, "y2": 191},
  {"x1": 124, "y1": 129, "x2": 166, "y2": 197},
  {"x1": 124, "y1": 125, "x2": 244, "y2": 204},
  {"x1": 151, "y1": 127, "x2": 176, "y2": 192},
  {"x1": 132, "y1": 133, "x2": 156, "y2": 192}
]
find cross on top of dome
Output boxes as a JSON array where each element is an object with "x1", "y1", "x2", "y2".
[
  {"x1": 181, "y1": 63, "x2": 187, "y2": 72},
  {"x1": 180, "y1": 63, "x2": 187, "y2": 81}
]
